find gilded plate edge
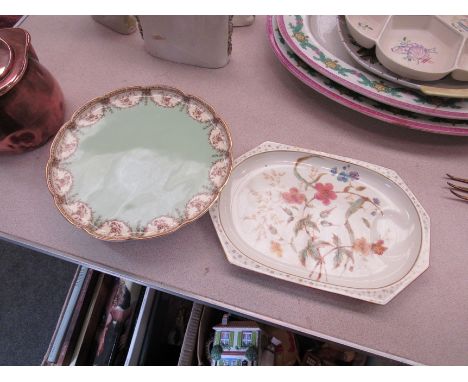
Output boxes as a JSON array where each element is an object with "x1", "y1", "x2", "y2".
[{"x1": 46, "y1": 85, "x2": 233, "y2": 241}]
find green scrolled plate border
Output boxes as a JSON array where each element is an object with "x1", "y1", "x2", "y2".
[{"x1": 46, "y1": 85, "x2": 233, "y2": 241}]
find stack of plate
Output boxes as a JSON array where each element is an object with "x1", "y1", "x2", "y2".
[{"x1": 269, "y1": 16, "x2": 468, "y2": 135}]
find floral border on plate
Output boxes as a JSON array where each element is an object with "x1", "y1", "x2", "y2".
[
  {"x1": 46, "y1": 85, "x2": 233, "y2": 241},
  {"x1": 209, "y1": 141, "x2": 430, "y2": 305},
  {"x1": 268, "y1": 16, "x2": 468, "y2": 135},
  {"x1": 277, "y1": 15, "x2": 468, "y2": 120}
]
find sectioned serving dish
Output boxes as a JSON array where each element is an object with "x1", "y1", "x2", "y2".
[
  {"x1": 46, "y1": 85, "x2": 232, "y2": 241},
  {"x1": 337, "y1": 16, "x2": 468, "y2": 98},
  {"x1": 277, "y1": 15, "x2": 468, "y2": 120},
  {"x1": 345, "y1": 15, "x2": 468, "y2": 82},
  {"x1": 268, "y1": 16, "x2": 468, "y2": 135},
  {"x1": 210, "y1": 142, "x2": 430, "y2": 304}
]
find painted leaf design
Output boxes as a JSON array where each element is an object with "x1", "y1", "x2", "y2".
[
  {"x1": 343, "y1": 185, "x2": 352, "y2": 193},
  {"x1": 332, "y1": 234, "x2": 349, "y2": 269},
  {"x1": 268, "y1": 225, "x2": 278, "y2": 235},
  {"x1": 343, "y1": 249, "x2": 354, "y2": 272},
  {"x1": 333, "y1": 251, "x2": 343, "y2": 269},
  {"x1": 294, "y1": 215, "x2": 319, "y2": 236},
  {"x1": 320, "y1": 207, "x2": 335, "y2": 218},
  {"x1": 294, "y1": 217, "x2": 306, "y2": 236},
  {"x1": 355, "y1": 186, "x2": 366, "y2": 191},
  {"x1": 320, "y1": 221, "x2": 333, "y2": 227},
  {"x1": 344, "y1": 249, "x2": 354, "y2": 263},
  {"x1": 310, "y1": 221, "x2": 320, "y2": 232},
  {"x1": 362, "y1": 217, "x2": 371, "y2": 228},
  {"x1": 344, "y1": 220, "x2": 355, "y2": 244},
  {"x1": 345, "y1": 198, "x2": 365, "y2": 220},
  {"x1": 287, "y1": 216, "x2": 294, "y2": 223},
  {"x1": 332, "y1": 234, "x2": 340, "y2": 247},
  {"x1": 299, "y1": 248, "x2": 307, "y2": 266},
  {"x1": 310, "y1": 173, "x2": 327, "y2": 184},
  {"x1": 282, "y1": 207, "x2": 293, "y2": 216},
  {"x1": 293, "y1": 155, "x2": 325, "y2": 188},
  {"x1": 306, "y1": 240, "x2": 321, "y2": 261}
]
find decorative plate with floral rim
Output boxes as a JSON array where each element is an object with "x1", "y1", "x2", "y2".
[
  {"x1": 268, "y1": 16, "x2": 468, "y2": 135},
  {"x1": 277, "y1": 15, "x2": 468, "y2": 120},
  {"x1": 46, "y1": 85, "x2": 232, "y2": 241},
  {"x1": 210, "y1": 142, "x2": 430, "y2": 304}
]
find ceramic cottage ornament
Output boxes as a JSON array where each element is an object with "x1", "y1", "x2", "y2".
[
  {"x1": 137, "y1": 16, "x2": 233, "y2": 68},
  {"x1": 210, "y1": 314, "x2": 262, "y2": 366}
]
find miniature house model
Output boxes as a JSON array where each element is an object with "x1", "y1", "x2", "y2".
[{"x1": 211, "y1": 314, "x2": 262, "y2": 366}]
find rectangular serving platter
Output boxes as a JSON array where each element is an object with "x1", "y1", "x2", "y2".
[{"x1": 209, "y1": 142, "x2": 430, "y2": 304}]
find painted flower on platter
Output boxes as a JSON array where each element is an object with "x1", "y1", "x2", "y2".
[
  {"x1": 293, "y1": 31, "x2": 308, "y2": 43},
  {"x1": 353, "y1": 237, "x2": 388, "y2": 256},
  {"x1": 95, "y1": 220, "x2": 132, "y2": 239},
  {"x1": 391, "y1": 38, "x2": 437, "y2": 64},
  {"x1": 270, "y1": 241, "x2": 283, "y2": 257},
  {"x1": 209, "y1": 125, "x2": 229, "y2": 152},
  {"x1": 353, "y1": 237, "x2": 371, "y2": 256},
  {"x1": 314, "y1": 182, "x2": 337, "y2": 206},
  {"x1": 241, "y1": 155, "x2": 388, "y2": 281},
  {"x1": 282, "y1": 187, "x2": 306, "y2": 204},
  {"x1": 372, "y1": 82, "x2": 390, "y2": 93},
  {"x1": 371, "y1": 240, "x2": 387, "y2": 256},
  {"x1": 144, "y1": 216, "x2": 179, "y2": 237},
  {"x1": 150, "y1": 91, "x2": 182, "y2": 108},
  {"x1": 110, "y1": 91, "x2": 143, "y2": 108},
  {"x1": 188, "y1": 103, "x2": 212, "y2": 123},
  {"x1": 210, "y1": 158, "x2": 231, "y2": 188},
  {"x1": 55, "y1": 130, "x2": 78, "y2": 160},
  {"x1": 324, "y1": 59, "x2": 338, "y2": 69},
  {"x1": 51, "y1": 167, "x2": 73, "y2": 196},
  {"x1": 330, "y1": 165, "x2": 359, "y2": 183},
  {"x1": 76, "y1": 105, "x2": 105, "y2": 127},
  {"x1": 62, "y1": 202, "x2": 92, "y2": 227},
  {"x1": 185, "y1": 193, "x2": 212, "y2": 219}
]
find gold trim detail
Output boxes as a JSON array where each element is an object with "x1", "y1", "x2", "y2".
[{"x1": 420, "y1": 85, "x2": 468, "y2": 99}]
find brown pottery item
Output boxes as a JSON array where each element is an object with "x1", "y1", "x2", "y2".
[{"x1": 0, "y1": 28, "x2": 64, "y2": 154}]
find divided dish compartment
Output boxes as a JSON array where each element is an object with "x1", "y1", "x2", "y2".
[{"x1": 345, "y1": 15, "x2": 468, "y2": 81}]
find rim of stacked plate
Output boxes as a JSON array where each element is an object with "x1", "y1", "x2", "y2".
[
  {"x1": 268, "y1": 16, "x2": 468, "y2": 135},
  {"x1": 277, "y1": 15, "x2": 468, "y2": 120}
]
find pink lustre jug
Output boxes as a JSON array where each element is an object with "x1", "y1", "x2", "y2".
[{"x1": 0, "y1": 28, "x2": 64, "y2": 154}]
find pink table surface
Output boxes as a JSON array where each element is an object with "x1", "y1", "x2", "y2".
[{"x1": 1, "y1": 16, "x2": 468, "y2": 365}]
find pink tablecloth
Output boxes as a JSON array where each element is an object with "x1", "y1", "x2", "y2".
[{"x1": 1, "y1": 16, "x2": 467, "y2": 365}]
